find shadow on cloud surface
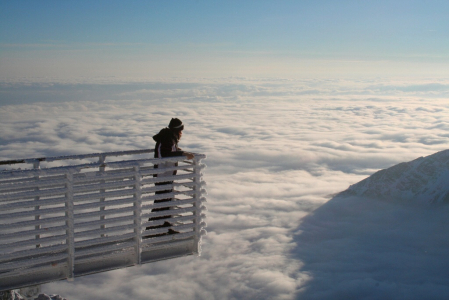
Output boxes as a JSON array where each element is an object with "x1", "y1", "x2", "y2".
[{"x1": 294, "y1": 196, "x2": 449, "y2": 300}]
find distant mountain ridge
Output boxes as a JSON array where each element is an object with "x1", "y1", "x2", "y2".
[{"x1": 339, "y1": 149, "x2": 449, "y2": 203}]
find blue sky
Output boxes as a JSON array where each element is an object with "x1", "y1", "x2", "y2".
[{"x1": 1, "y1": 0, "x2": 448, "y2": 79}]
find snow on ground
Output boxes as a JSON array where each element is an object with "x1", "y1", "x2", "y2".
[
  {"x1": 340, "y1": 149, "x2": 449, "y2": 203},
  {"x1": 1, "y1": 78, "x2": 449, "y2": 299}
]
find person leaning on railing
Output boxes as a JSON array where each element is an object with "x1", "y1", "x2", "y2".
[{"x1": 146, "y1": 118, "x2": 194, "y2": 236}]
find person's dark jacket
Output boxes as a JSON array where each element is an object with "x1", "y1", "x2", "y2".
[
  {"x1": 153, "y1": 128, "x2": 184, "y2": 158},
  {"x1": 153, "y1": 128, "x2": 185, "y2": 177}
]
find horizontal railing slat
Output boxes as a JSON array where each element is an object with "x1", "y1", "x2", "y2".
[
  {"x1": 0, "y1": 253, "x2": 68, "y2": 273},
  {"x1": 141, "y1": 206, "x2": 196, "y2": 220},
  {"x1": 0, "y1": 234, "x2": 67, "y2": 250},
  {"x1": 5, "y1": 205, "x2": 67, "y2": 219},
  {"x1": 141, "y1": 215, "x2": 194, "y2": 229},
  {"x1": 141, "y1": 231, "x2": 195, "y2": 245},
  {"x1": 74, "y1": 215, "x2": 133, "y2": 228},
  {"x1": 73, "y1": 190, "x2": 134, "y2": 203},
  {"x1": 74, "y1": 196, "x2": 135, "y2": 210},
  {"x1": 140, "y1": 190, "x2": 196, "y2": 203},
  {"x1": 0, "y1": 149, "x2": 155, "y2": 166},
  {"x1": 0, "y1": 197, "x2": 66, "y2": 211},
  {"x1": 0, "y1": 216, "x2": 67, "y2": 230},
  {"x1": 74, "y1": 224, "x2": 135, "y2": 239},
  {"x1": 75, "y1": 232, "x2": 135, "y2": 249},
  {"x1": 0, "y1": 225, "x2": 68, "y2": 241},
  {"x1": 0, "y1": 244, "x2": 68, "y2": 264},
  {"x1": 73, "y1": 206, "x2": 134, "y2": 220},
  {"x1": 0, "y1": 175, "x2": 67, "y2": 186},
  {"x1": 142, "y1": 223, "x2": 195, "y2": 238},
  {"x1": 140, "y1": 173, "x2": 195, "y2": 185},
  {"x1": 74, "y1": 241, "x2": 135, "y2": 261},
  {"x1": 72, "y1": 180, "x2": 136, "y2": 194},
  {"x1": 140, "y1": 181, "x2": 198, "y2": 194},
  {"x1": 0, "y1": 178, "x2": 67, "y2": 193},
  {"x1": 0, "y1": 262, "x2": 69, "y2": 282},
  {"x1": 0, "y1": 187, "x2": 68, "y2": 202},
  {"x1": 141, "y1": 197, "x2": 196, "y2": 211},
  {"x1": 72, "y1": 164, "x2": 193, "y2": 184}
]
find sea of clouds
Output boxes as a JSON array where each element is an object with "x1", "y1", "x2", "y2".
[{"x1": 1, "y1": 77, "x2": 449, "y2": 299}]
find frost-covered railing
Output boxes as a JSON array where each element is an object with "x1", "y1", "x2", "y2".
[{"x1": 0, "y1": 149, "x2": 207, "y2": 291}]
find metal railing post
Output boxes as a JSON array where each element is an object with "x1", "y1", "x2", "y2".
[
  {"x1": 192, "y1": 158, "x2": 202, "y2": 254},
  {"x1": 133, "y1": 165, "x2": 142, "y2": 265},
  {"x1": 99, "y1": 155, "x2": 106, "y2": 237},
  {"x1": 65, "y1": 171, "x2": 75, "y2": 280},
  {"x1": 33, "y1": 160, "x2": 41, "y2": 248}
]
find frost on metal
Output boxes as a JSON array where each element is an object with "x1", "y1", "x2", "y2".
[{"x1": 0, "y1": 149, "x2": 207, "y2": 292}]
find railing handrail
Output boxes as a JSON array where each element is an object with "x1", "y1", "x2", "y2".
[
  {"x1": 0, "y1": 149, "x2": 158, "y2": 166},
  {"x1": 0, "y1": 150, "x2": 206, "y2": 177}
]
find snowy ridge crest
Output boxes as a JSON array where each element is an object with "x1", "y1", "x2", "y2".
[{"x1": 339, "y1": 149, "x2": 449, "y2": 203}]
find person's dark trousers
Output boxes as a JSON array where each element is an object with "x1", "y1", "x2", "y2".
[{"x1": 146, "y1": 181, "x2": 173, "y2": 231}]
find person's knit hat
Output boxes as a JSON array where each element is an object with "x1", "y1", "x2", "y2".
[{"x1": 168, "y1": 118, "x2": 184, "y2": 131}]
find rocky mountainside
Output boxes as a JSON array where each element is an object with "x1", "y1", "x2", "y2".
[
  {"x1": 0, "y1": 291, "x2": 66, "y2": 300},
  {"x1": 339, "y1": 149, "x2": 449, "y2": 203}
]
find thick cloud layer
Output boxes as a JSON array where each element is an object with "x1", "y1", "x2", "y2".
[{"x1": 1, "y1": 78, "x2": 448, "y2": 299}]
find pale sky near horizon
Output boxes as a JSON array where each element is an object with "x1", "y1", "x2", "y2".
[{"x1": 1, "y1": 0, "x2": 449, "y2": 79}]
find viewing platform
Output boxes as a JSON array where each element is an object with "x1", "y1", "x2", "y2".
[{"x1": 0, "y1": 149, "x2": 207, "y2": 292}]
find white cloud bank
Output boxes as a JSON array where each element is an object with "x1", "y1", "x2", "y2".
[{"x1": 1, "y1": 78, "x2": 448, "y2": 299}]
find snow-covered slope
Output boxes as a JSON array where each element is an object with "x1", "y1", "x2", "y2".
[{"x1": 339, "y1": 149, "x2": 449, "y2": 203}]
